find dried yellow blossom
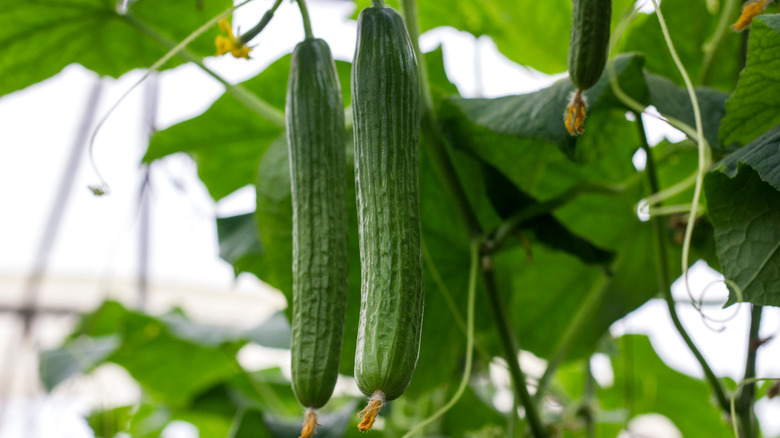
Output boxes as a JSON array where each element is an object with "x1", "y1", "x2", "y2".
[
  {"x1": 564, "y1": 89, "x2": 587, "y2": 136},
  {"x1": 732, "y1": 0, "x2": 771, "y2": 31},
  {"x1": 215, "y1": 18, "x2": 251, "y2": 59}
]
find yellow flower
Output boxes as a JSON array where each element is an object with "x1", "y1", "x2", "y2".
[
  {"x1": 215, "y1": 18, "x2": 252, "y2": 59},
  {"x1": 564, "y1": 89, "x2": 587, "y2": 136},
  {"x1": 732, "y1": 0, "x2": 771, "y2": 31}
]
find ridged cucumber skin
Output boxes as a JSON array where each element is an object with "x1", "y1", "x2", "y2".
[
  {"x1": 568, "y1": 0, "x2": 612, "y2": 90},
  {"x1": 351, "y1": 6, "x2": 424, "y2": 402},
  {"x1": 287, "y1": 38, "x2": 349, "y2": 409}
]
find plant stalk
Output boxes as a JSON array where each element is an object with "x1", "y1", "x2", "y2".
[
  {"x1": 294, "y1": 0, "x2": 314, "y2": 40},
  {"x1": 635, "y1": 113, "x2": 730, "y2": 413},
  {"x1": 482, "y1": 254, "x2": 547, "y2": 438},
  {"x1": 736, "y1": 305, "x2": 763, "y2": 438}
]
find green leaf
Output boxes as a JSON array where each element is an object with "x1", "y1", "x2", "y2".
[
  {"x1": 161, "y1": 310, "x2": 291, "y2": 349},
  {"x1": 442, "y1": 53, "x2": 647, "y2": 169},
  {"x1": 0, "y1": 0, "x2": 231, "y2": 97},
  {"x1": 644, "y1": 72, "x2": 729, "y2": 150},
  {"x1": 619, "y1": 0, "x2": 742, "y2": 91},
  {"x1": 600, "y1": 335, "x2": 732, "y2": 438},
  {"x1": 146, "y1": 56, "x2": 352, "y2": 200},
  {"x1": 705, "y1": 124, "x2": 780, "y2": 306},
  {"x1": 39, "y1": 335, "x2": 120, "y2": 391},
  {"x1": 719, "y1": 15, "x2": 780, "y2": 147},
  {"x1": 87, "y1": 405, "x2": 134, "y2": 438}
]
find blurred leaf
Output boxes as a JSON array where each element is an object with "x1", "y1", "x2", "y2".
[
  {"x1": 353, "y1": 0, "x2": 636, "y2": 74},
  {"x1": 39, "y1": 335, "x2": 120, "y2": 391},
  {"x1": 146, "y1": 57, "x2": 352, "y2": 200},
  {"x1": 127, "y1": 403, "x2": 171, "y2": 438},
  {"x1": 705, "y1": 124, "x2": 780, "y2": 306},
  {"x1": 107, "y1": 312, "x2": 243, "y2": 406},
  {"x1": 426, "y1": 46, "x2": 460, "y2": 98},
  {"x1": 441, "y1": 385, "x2": 507, "y2": 436},
  {"x1": 644, "y1": 72, "x2": 729, "y2": 149},
  {"x1": 0, "y1": 0, "x2": 231, "y2": 96},
  {"x1": 719, "y1": 15, "x2": 780, "y2": 147},
  {"x1": 442, "y1": 54, "x2": 647, "y2": 160},
  {"x1": 619, "y1": 0, "x2": 742, "y2": 91},
  {"x1": 87, "y1": 405, "x2": 134, "y2": 438},
  {"x1": 160, "y1": 310, "x2": 290, "y2": 349},
  {"x1": 600, "y1": 335, "x2": 732, "y2": 437}
]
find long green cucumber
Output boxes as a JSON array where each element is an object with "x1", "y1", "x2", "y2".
[
  {"x1": 351, "y1": 5, "x2": 424, "y2": 428},
  {"x1": 287, "y1": 37, "x2": 349, "y2": 412},
  {"x1": 568, "y1": 0, "x2": 612, "y2": 91}
]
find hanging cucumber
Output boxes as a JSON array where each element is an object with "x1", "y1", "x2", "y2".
[
  {"x1": 287, "y1": 36, "x2": 349, "y2": 438},
  {"x1": 351, "y1": 3, "x2": 424, "y2": 432},
  {"x1": 565, "y1": 0, "x2": 612, "y2": 135}
]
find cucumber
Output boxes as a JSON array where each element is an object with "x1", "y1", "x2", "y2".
[
  {"x1": 351, "y1": 5, "x2": 424, "y2": 430},
  {"x1": 568, "y1": 0, "x2": 612, "y2": 91},
  {"x1": 287, "y1": 37, "x2": 349, "y2": 413},
  {"x1": 565, "y1": 0, "x2": 611, "y2": 135}
]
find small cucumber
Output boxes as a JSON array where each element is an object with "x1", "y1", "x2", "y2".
[
  {"x1": 565, "y1": 0, "x2": 611, "y2": 135},
  {"x1": 287, "y1": 38, "x2": 349, "y2": 412},
  {"x1": 351, "y1": 5, "x2": 424, "y2": 431},
  {"x1": 568, "y1": 0, "x2": 612, "y2": 91}
]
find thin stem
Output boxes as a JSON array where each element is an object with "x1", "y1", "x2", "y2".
[
  {"x1": 583, "y1": 360, "x2": 596, "y2": 438},
  {"x1": 371, "y1": 0, "x2": 386, "y2": 8},
  {"x1": 700, "y1": 0, "x2": 739, "y2": 85},
  {"x1": 240, "y1": 0, "x2": 284, "y2": 43},
  {"x1": 636, "y1": 113, "x2": 730, "y2": 413},
  {"x1": 732, "y1": 377, "x2": 780, "y2": 438},
  {"x1": 402, "y1": 241, "x2": 479, "y2": 438},
  {"x1": 649, "y1": 0, "x2": 711, "y2": 305},
  {"x1": 125, "y1": 14, "x2": 285, "y2": 128},
  {"x1": 736, "y1": 305, "x2": 763, "y2": 438},
  {"x1": 482, "y1": 253, "x2": 547, "y2": 438},
  {"x1": 294, "y1": 0, "x2": 314, "y2": 40}
]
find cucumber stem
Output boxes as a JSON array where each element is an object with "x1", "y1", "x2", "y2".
[
  {"x1": 371, "y1": 0, "x2": 386, "y2": 7},
  {"x1": 240, "y1": 0, "x2": 284, "y2": 43},
  {"x1": 294, "y1": 0, "x2": 314, "y2": 40}
]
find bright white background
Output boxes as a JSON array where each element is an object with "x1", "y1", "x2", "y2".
[{"x1": 0, "y1": 0, "x2": 778, "y2": 436}]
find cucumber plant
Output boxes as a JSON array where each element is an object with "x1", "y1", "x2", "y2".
[
  {"x1": 565, "y1": 0, "x2": 612, "y2": 135},
  {"x1": 286, "y1": 32, "x2": 349, "y2": 438},
  {"x1": 351, "y1": 2, "x2": 424, "y2": 431}
]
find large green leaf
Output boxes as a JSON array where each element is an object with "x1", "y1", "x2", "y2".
[
  {"x1": 619, "y1": 0, "x2": 742, "y2": 91},
  {"x1": 705, "y1": 124, "x2": 780, "y2": 306},
  {"x1": 442, "y1": 54, "x2": 647, "y2": 162},
  {"x1": 146, "y1": 54, "x2": 328, "y2": 200},
  {"x1": 42, "y1": 301, "x2": 295, "y2": 406},
  {"x1": 0, "y1": 0, "x2": 230, "y2": 97},
  {"x1": 353, "y1": 0, "x2": 635, "y2": 74},
  {"x1": 39, "y1": 335, "x2": 120, "y2": 391},
  {"x1": 600, "y1": 335, "x2": 732, "y2": 438},
  {"x1": 719, "y1": 15, "x2": 780, "y2": 147}
]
